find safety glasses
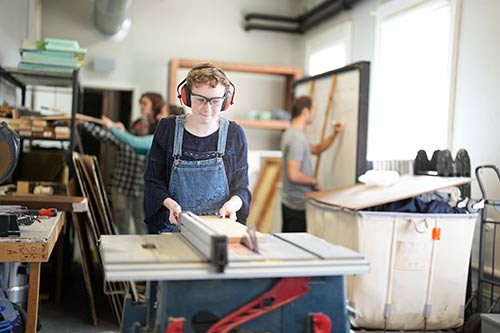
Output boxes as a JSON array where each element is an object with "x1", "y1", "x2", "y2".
[{"x1": 190, "y1": 92, "x2": 226, "y2": 107}]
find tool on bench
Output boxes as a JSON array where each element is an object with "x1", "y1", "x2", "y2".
[{"x1": 0, "y1": 207, "x2": 58, "y2": 236}]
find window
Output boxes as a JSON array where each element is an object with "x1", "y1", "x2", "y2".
[
  {"x1": 306, "y1": 20, "x2": 352, "y2": 76},
  {"x1": 368, "y1": 0, "x2": 459, "y2": 161}
]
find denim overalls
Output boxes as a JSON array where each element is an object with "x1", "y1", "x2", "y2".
[{"x1": 162, "y1": 115, "x2": 230, "y2": 232}]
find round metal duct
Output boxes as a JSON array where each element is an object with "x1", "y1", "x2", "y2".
[{"x1": 95, "y1": 0, "x2": 132, "y2": 35}]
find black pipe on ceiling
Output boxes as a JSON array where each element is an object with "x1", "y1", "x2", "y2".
[
  {"x1": 244, "y1": 24, "x2": 301, "y2": 34},
  {"x1": 244, "y1": 13, "x2": 301, "y2": 24},
  {"x1": 244, "y1": 0, "x2": 362, "y2": 34},
  {"x1": 296, "y1": 0, "x2": 339, "y2": 22}
]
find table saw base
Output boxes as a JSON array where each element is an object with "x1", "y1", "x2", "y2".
[{"x1": 121, "y1": 276, "x2": 350, "y2": 333}]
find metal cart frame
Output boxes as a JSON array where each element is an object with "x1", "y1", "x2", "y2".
[
  {"x1": 463, "y1": 165, "x2": 500, "y2": 333},
  {"x1": 476, "y1": 165, "x2": 500, "y2": 313}
]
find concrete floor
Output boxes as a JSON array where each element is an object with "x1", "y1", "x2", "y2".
[
  {"x1": 36, "y1": 262, "x2": 120, "y2": 333},
  {"x1": 37, "y1": 297, "x2": 462, "y2": 333},
  {"x1": 39, "y1": 303, "x2": 119, "y2": 333}
]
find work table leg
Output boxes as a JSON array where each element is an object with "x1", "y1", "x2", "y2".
[{"x1": 27, "y1": 262, "x2": 41, "y2": 333}]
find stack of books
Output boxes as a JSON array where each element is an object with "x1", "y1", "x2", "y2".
[{"x1": 18, "y1": 38, "x2": 87, "y2": 73}]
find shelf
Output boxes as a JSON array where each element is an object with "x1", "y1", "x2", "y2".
[
  {"x1": 231, "y1": 118, "x2": 289, "y2": 130},
  {"x1": 168, "y1": 58, "x2": 303, "y2": 113},
  {"x1": 1, "y1": 66, "x2": 77, "y2": 88},
  {"x1": 0, "y1": 64, "x2": 82, "y2": 175},
  {"x1": 20, "y1": 136, "x2": 70, "y2": 142},
  {"x1": 171, "y1": 59, "x2": 303, "y2": 77}
]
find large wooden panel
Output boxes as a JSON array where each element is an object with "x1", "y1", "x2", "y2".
[
  {"x1": 293, "y1": 62, "x2": 370, "y2": 190},
  {"x1": 306, "y1": 175, "x2": 472, "y2": 210}
]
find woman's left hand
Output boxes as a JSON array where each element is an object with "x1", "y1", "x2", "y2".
[
  {"x1": 219, "y1": 205, "x2": 237, "y2": 220},
  {"x1": 219, "y1": 196, "x2": 243, "y2": 221}
]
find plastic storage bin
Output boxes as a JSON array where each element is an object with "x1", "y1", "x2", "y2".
[{"x1": 306, "y1": 175, "x2": 476, "y2": 330}]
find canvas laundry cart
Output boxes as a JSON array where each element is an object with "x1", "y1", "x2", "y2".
[{"x1": 306, "y1": 175, "x2": 476, "y2": 330}]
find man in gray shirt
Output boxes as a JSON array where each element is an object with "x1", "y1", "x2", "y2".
[{"x1": 281, "y1": 95, "x2": 344, "y2": 232}]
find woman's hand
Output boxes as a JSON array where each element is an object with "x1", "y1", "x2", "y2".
[
  {"x1": 115, "y1": 121, "x2": 125, "y2": 131},
  {"x1": 163, "y1": 198, "x2": 182, "y2": 224},
  {"x1": 101, "y1": 115, "x2": 115, "y2": 129},
  {"x1": 219, "y1": 196, "x2": 243, "y2": 221}
]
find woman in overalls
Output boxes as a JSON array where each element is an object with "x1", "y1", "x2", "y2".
[{"x1": 144, "y1": 63, "x2": 251, "y2": 233}]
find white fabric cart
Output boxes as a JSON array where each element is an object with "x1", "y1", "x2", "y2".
[{"x1": 306, "y1": 175, "x2": 476, "y2": 330}]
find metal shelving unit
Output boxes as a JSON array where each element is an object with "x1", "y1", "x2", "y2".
[
  {"x1": 0, "y1": 65, "x2": 81, "y2": 152},
  {"x1": 0, "y1": 65, "x2": 82, "y2": 180}
]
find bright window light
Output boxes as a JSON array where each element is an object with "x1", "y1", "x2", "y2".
[
  {"x1": 306, "y1": 21, "x2": 352, "y2": 76},
  {"x1": 368, "y1": 0, "x2": 458, "y2": 161},
  {"x1": 309, "y1": 45, "x2": 347, "y2": 76}
]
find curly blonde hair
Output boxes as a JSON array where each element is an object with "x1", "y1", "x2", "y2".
[{"x1": 186, "y1": 63, "x2": 230, "y2": 92}]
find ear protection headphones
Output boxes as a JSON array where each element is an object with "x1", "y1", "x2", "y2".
[{"x1": 176, "y1": 64, "x2": 236, "y2": 111}]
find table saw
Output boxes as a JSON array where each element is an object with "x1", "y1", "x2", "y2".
[{"x1": 99, "y1": 212, "x2": 369, "y2": 333}]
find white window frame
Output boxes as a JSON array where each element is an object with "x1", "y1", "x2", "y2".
[
  {"x1": 305, "y1": 20, "x2": 352, "y2": 76},
  {"x1": 368, "y1": 0, "x2": 461, "y2": 161}
]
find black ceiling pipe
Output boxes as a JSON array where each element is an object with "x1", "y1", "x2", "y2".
[
  {"x1": 299, "y1": 1, "x2": 345, "y2": 32},
  {"x1": 244, "y1": 0, "x2": 362, "y2": 34},
  {"x1": 244, "y1": 13, "x2": 301, "y2": 24},
  {"x1": 244, "y1": 23, "x2": 301, "y2": 34},
  {"x1": 296, "y1": 0, "x2": 339, "y2": 22}
]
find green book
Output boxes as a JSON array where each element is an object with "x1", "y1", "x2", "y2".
[
  {"x1": 20, "y1": 49, "x2": 86, "y2": 62},
  {"x1": 44, "y1": 43, "x2": 88, "y2": 54},
  {"x1": 21, "y1": 58, "x2": 79, "y2": 68},
  {"x1": 44, "y1": 38, "x2": 80, "y2": 49},
  {"x1": 18, "y1": 62, "x2": 75, "y2": 73},
  {"x1": 21, "y1": 53, "x2": 79, "y2": 67}
]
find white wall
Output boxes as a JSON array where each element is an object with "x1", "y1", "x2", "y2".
[
  {"x1": 452, "y1": 0, "x2": 500, "y2": 198},
  {"x1": 0, "y1": 0, "x2": 30, "y2": 66}
]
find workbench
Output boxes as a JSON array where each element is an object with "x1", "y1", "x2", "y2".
[
  {"x1": 100, "y1": 212, "x2": 369, "y2": 333},
  {"x1": 0, "y1": 212, "x2": 65, "y2": 333}
]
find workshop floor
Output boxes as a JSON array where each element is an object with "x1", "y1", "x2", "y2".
[
  {"x1": 37, "y1": 263, "x2": 120, "y2": 333},
  {"x1": 39, "y1": 303, "x2": 119, "y2": 333}
]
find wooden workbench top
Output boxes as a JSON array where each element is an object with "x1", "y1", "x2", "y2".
[{"x1": 0, "y1": 212, "x2": 65, "y2": 262}]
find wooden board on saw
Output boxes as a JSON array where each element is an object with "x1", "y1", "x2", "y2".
[{"x1": 201, "y1": 216, "x2": 267, "y2": 243}]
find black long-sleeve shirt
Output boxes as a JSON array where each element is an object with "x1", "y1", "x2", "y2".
[{"x1": 144, "y1": 116, "x2": 251, "y2": 233}]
